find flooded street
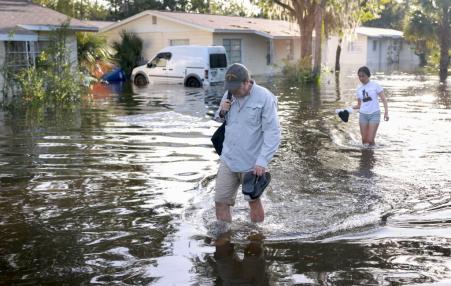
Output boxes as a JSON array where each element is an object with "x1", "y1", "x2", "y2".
[{"x1": 0, "y1": 72, "x2": 450, "y2": 285}]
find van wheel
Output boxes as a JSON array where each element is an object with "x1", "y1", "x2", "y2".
[
  {"x1": 134, "y1": 74, "x2": 148, "y2": 86},
  {"x1": 186, "y1": 77, "x2": 201, "y2": 87}
]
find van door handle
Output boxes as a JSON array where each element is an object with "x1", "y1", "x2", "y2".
[
  {"x1": 162, "y1": 68, "x2": 167, "y2": 70},
  {"x1": 168, "y1": 69, "x2": 173, "y2": 71}
]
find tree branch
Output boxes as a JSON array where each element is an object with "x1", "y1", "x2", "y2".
[{"x1": 273, "y1": 0, "x2": 296, "y2": 15}]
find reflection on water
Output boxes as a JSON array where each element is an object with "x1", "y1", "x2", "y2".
[
  {"x1": 212, "y1": 232, "x2": 269, "y2": 285},
  {"x1": 0, "y1": 74, "x2": 450, "y2": 284}
]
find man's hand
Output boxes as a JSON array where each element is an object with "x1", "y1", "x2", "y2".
[
  {"x1": 221, "y1": 99, "x2": 231, "y2": 112},
  {"x1": 253, "y1": 165, "x2": 266, "y2": 176},
  {"x1": 219, "y1": 99, "x2": 231, "y2": 118}
]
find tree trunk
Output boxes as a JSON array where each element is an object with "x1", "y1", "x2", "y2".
[
  {"x1": 312, "y1": 5, "x2": 322, "y2": 78},
  {"x1": 335, "y1": 38, "x2": 342, "y2": 72},
  {"x1": 298, "y1": 15, "x2": 314, "y2": 72},
  {"x1": 439, "y1": 3, "x2": 450, "y2": 83}
]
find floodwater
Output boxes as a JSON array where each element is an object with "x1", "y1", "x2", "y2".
[{"x1": 0, "y1": 72, "x2": 450, "y2": 285}]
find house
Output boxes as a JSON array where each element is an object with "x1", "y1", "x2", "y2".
[
  {"x1": 323, "y1": 27, "x2": 420, "y2": 73},
  {"x1": 0, "y1": 0, "x2": 98, "y2": 90},
  {"x1": 100, "y1": 10, "x2": 301, "y2": 76}
]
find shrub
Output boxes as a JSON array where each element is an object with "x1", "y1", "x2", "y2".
[
  {"x1": 281, "y1": 57, "x2": 319, "y2": 85},
  {"x1": 112, "y1": 31, "x2": 143, "y2": 78},
  {"x1": 12, "y1": 24, "x2": 86, "y2": 107}
]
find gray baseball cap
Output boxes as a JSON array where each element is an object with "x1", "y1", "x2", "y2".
[{"x1": 224, "y1": 63, "x2": 250, "y2": 91}]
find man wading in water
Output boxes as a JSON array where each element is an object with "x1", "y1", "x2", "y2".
[{"x1": 214, "y1": 63, "x2": 281, "y2": 224}]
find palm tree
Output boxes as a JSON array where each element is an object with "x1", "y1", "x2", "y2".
[{"x1": 77, "y1": 32, "x2": 114, "y2": 77}]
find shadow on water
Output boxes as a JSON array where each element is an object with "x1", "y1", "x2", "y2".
[{"x1": 0, "y1": 74, "x2": 450, "y2": 284}]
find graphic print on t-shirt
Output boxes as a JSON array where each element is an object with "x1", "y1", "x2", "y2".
[{"x1": 356, "y1": 81, "x2": 383, "y2": 114}]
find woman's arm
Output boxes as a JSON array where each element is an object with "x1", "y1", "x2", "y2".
[
  {"x1": 353, "y1": 98, "x2": 362, "y2": 110},
  {"x1": 379, "y1": 91, "x2": 389, "y2": 121}
]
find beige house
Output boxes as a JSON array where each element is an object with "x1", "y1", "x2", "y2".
[
  {"x1": 323, "y1": 27, "x2": 420, "y2": 73},
  {"x1": 0, "y1": 0, "x2": 97, "y2": 91},
  {"x1": 101, "y1": 10, "x2": 301, "y2": 75}
]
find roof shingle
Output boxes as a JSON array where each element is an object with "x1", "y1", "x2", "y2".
[
  {"x1": 0, "y1": 0, "x2": 97, "y2": 34},
  {"x1": 103, "y1": 10, "x2": 299, "y2": 38}
]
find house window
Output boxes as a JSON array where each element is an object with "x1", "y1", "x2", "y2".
[
  {"x1": 223, "y1": 39, "x2": 241, "y2": 64},
  {"x1": 373, "y1": 40, "x2": 377, "y2": 51},
  {"x1": 4, "y1": 41, "x2": 42, "y2": 72},
  {"x1": 152, "y1": 16, "x2": 157, "y2": 24},
  {"x1": 169, "y1": 39, "x2": 189, "y2": 46}
]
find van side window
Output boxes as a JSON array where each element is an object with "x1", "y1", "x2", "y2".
[
  {"x1": 149, "y1": 52, "x2": 172, "y2": 68},
  {"x1": 210, "y1": 53, "x2": 227, "y2": 68}
]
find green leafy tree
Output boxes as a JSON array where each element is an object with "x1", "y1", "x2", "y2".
[
  {"x1": 364, "y1": 0, "x2": 407, "y2": 30},
  {"x1": 106, "y1": 0, "x2": 210, "y2": 20},
  {"x1": 255, "y1": 0, "x2": 385, "y2": 79},
  {"x1": 404, "y1": 9, "x2": 435, "y2": 67},
  {"x1": 325, "y1": 0, "x2": 387, "y2": 72},
  {"x1": 33, "y1": 0, "x2": 109, "y2": 20},
  {"x1": 404, "y1": 0, "x2": 450, "y2": 82},
  {"x1": 112, "y1": 31, "x2": 143, "y2": 78},
  {"x1": 208, "y1": 0, "x2": 260, "y2": 16}
]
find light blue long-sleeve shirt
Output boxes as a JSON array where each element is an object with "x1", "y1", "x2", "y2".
[{"x1": 214, "y1": 82, "x2": 281, "y2": 172}]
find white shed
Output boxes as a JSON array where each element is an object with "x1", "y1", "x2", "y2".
[{"x1": 323, "y1": 27, "x2": 420, "y2": 73}]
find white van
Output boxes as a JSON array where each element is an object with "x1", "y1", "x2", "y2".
[{"x1": 131, "y1": 45, "x2": 228, "y2": 87}]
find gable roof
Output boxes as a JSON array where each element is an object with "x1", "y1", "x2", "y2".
[
  {"x1": 101, "y1": 10, "x2": 299, "y2": 39},
  {"x1": 0, "y1": 0, "x2": 97, "y2": 40},
  {"x1": 356, "y1": 27, "x2": 403, "y2": 38},
  {"x1": 83, "y1": 20, "x2": 116, "y2": 30}
]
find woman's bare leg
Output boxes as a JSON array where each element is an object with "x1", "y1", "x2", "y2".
[
  {"x1": 360, "y1": 122, "x2": 369, "y2": 144},
  {"x1": 367, "y1": 123, "x2": 379, "y2": 145}
]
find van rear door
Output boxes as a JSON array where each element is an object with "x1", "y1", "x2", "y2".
[{"x1": 209, "y1": 53, "x2": 227, "y2": 83}]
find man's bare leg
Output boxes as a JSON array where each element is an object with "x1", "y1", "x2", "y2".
[
  {"x1": 249, "y1": 199, "x2": 264, "y2": 222},
  {"x1": 216, "y1": 202, "x2": 232, "y2": 222}
]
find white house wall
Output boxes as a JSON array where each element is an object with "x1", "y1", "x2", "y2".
[
  {"x1": 102, "y1": 15, "x2": 213, "y2": 62},
  {"x1": 67, "y1": 34, "x2": 78, "y2": 69},
  {"x1": 213, "y1": 33, "x2": 271, "y2": 75},
  {"x1": 366, "y1": 37, "x2": 395, "y2": 70},
  {"x1": 395, "y1": 39, "x2": 420, "y2": 70},
  {"x1": 366, "y1": 37, "x2": 420, "y2": 72},
  {"x1": 323, "y1": 34, "x2": 368, "y2": 72},
  {"x1": 273, "y1": 38, "x2": 301, "y2": 67}
]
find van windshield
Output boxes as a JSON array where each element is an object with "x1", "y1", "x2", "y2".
[{"x1": 209, "y1": 54, "x2": 227, "y2": 68}]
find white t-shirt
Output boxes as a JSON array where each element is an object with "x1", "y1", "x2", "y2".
[{"x1": 355, "y1": 81, "x2": 384, "y2": 114}]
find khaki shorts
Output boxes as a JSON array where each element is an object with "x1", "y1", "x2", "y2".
[{"x1": 215, "y1": 161, "x2": 244, "y2": 205}]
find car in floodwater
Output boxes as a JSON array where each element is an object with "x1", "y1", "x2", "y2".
[{"x1": 131, "y1": 45, "x2": 228, "y2": 88}]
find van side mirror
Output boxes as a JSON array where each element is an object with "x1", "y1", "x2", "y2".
[{"x1": 147, "y1": 62, "x2": 154, "y2": 68}]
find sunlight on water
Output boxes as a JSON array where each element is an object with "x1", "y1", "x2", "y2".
[{"x1": 0, "y1": 74, "x2": 450, "y2": 284}]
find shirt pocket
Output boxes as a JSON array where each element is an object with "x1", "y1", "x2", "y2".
[{"x1": 245, "y1": 104, "x2": 263, "y2": 125}]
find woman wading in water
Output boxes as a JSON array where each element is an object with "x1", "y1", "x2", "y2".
[{"x1": 351, "y1": 66, "x2": 389, "y2": 145}]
